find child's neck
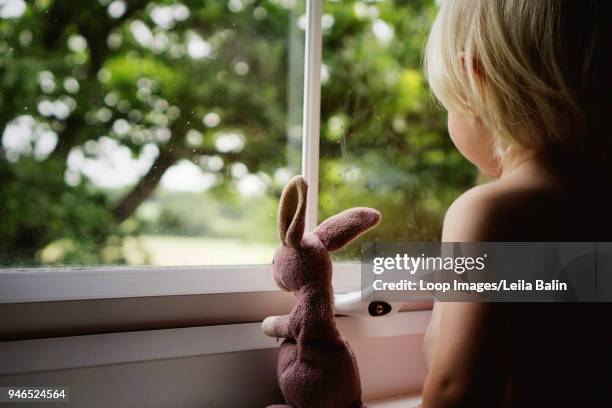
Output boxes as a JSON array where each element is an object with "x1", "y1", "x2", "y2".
[
  {"x1": 498, "y1": 146, "x2": 585, "y2": 186},
  {"x1": 499, "y1": 145, "x2": 538, "y2": 179}
]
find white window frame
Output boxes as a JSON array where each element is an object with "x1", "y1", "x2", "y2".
[
  {"x1": 301, "y1": 0, "x2": 323, "y2": 233},
  {"x1": 0, "y1": 1, "x2": 431, "y2": 338},
  {"x1": 0, "y1": 0, "x2": 328, "y2": 304}
]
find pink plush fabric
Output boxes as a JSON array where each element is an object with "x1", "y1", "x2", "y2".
[{"x1": 262, "y1": 176, "x2": 381, "y2": 408}]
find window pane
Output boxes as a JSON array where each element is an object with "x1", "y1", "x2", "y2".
[
  {"x1": 319, "y1": 0, "x2": 477, "y2": 260},
  {"x1": 0, "y1": 0, "x2": 304, "y2": 267}
]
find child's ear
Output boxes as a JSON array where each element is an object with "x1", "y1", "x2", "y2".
[
  {"x1": 277, "y1": 175, "x2": 308, "y2": 247},
  {"x1": 314, "y1": 207, "x2": 381, "y2": 252}
]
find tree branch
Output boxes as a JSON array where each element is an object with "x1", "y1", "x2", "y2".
[
  {"x1": 112, "y1": 149, "x2": 177, "y2": 223},
  {"x1": 189, "y1": 148, "x2": 242, "y2": 162},
  {"x1": 77, "y1": 0, "x2": 150, "y2": 76},
  {"x1": 111, "y1": 145, "x2": 251, "y2": 223}
]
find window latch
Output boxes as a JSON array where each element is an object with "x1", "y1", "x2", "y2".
[{"x1": 334, "y1": 288, "x2": 401, "y2": 317}]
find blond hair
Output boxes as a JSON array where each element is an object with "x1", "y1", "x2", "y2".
[{"x1": 425, "y1": 0, "x2": 610, "y2": 159}]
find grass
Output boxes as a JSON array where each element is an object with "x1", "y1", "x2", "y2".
[{"x1": 124, "y1": 235, "x2": 277, "y2": 266}]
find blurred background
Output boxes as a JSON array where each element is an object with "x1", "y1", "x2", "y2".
[{"x1": 0, "y1": 0, "x2": 476, "y2": 267}]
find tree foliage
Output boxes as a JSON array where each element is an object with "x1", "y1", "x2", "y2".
[{"x1": 0, "y1": 0, "x2": 476, "y2": 266}]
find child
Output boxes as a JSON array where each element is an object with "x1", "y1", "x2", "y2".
[{"x1": 421, "y1": 0, "x2": 612, "y2": 407}]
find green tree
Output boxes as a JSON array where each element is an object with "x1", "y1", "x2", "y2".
[{"x1": 0, "y1": 0, "x2": 475, "y2": 266}]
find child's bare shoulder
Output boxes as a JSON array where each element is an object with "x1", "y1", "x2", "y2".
[{"x1": 442, "y1": 180, "x2": 545, "y2": 241}]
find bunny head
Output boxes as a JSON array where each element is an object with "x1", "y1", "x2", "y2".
[{"x1": 272, "y1": 175, "x2": 381, "y2": 291}]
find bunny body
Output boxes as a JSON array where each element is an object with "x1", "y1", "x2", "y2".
[{"x1": 262, "y1": 176, "x2": 381, "y2": 408}]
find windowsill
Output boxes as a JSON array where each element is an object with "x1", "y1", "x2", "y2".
[
  {"x1": 0, "y1": 310, "x2": 430, "y2": 405},
  {"x1": 0, "y1": 263, "x2": 432, "y2": 340},
  {"x1": 0, "y1": 310, "x2": 431, "y2": 376},
  {"x1": 0, "y1": 263, "x2": 362, "y2": 304},
  {"x1": 368, "y1": 394, "x2": 422, "y2": 407}
]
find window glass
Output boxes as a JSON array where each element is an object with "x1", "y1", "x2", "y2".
[
  {"x1": 319, "y1": 0, "x2": 477, "y2": 260},
  {"x1": 0, "y1": 0, "x2": 304, "y2": 267}
]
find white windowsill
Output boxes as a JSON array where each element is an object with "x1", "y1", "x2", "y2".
[
  {"x1": 368, "y1": 394, "x2": 422, "y2": 407},
  {"x1": 0, "y1": 263, "x2": 362, "y2": 304},
  {"x1": 0, "y1": 310, "x2": 431, "y2": 376},
  {"x1": 0, "y1": 263, "x2": 432, "y2": 340}
]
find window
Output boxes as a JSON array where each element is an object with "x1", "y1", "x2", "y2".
[
  {"x1": 318, "y1": 0, "x2": 475, "y2": 261},
  {"x1": 1, "y1": 0, "x2": 305, "y2": 267},
  {"x1": 1, "y1": 0, "x2": 475, "y2": 271}
]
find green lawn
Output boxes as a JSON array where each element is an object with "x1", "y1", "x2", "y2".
[{"x1": 124, "y1": 235, "x2": 277, "y2": 266}]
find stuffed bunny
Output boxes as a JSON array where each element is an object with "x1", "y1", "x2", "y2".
[{"x1": 262, "y1": 175, "x2": 381, "y2": 408}]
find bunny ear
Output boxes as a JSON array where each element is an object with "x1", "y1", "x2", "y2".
[
  {"x1": 278, "y1": 175, "x2": 308, "y2": 247},
  {"x1": 314, "y1": 207, "x2": 381, "y2": 252}
]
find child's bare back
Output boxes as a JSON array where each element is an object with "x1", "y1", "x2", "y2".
[
  {"x1": 420, "y1": 0, "x2": 611, "y2": 405},
  {"x1": 424, "y1": 155, "x2": 612, "y2": 406}
]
